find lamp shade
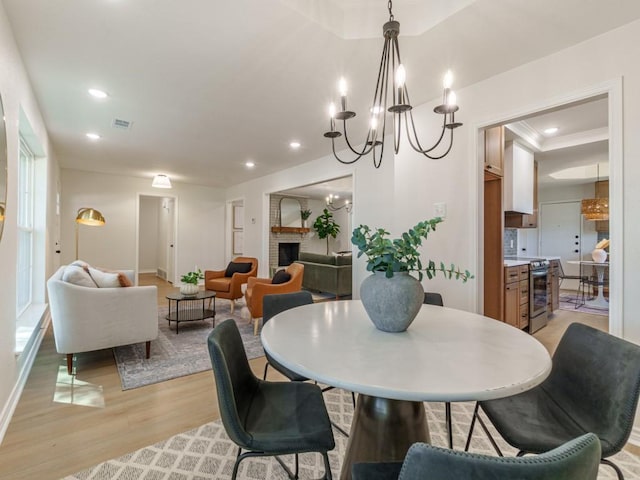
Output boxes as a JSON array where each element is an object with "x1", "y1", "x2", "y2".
[
  {"x1": 581, "y1": 198, "x2": 609, "y2": 221},
  {"x1": 76, "y1": 207, "x2": 105, "y2": 226},
  {"x1": 152, "y1": 174, "x2": 172, "y2": 189}
]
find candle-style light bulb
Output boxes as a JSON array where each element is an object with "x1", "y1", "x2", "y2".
[
  {"x1": 443, "y1": 70, "x2": 453, "y2": 89},
  {"x1": 447, "y1": 91, "x2": 457, "y2": 106},
  {"x1": 395, "y1": 65, "x2": 406, "y2": 87},
  {"x1": 339, "y1": 77, "x2": 348, "y2": 97},
  {"x1": 370, "y1": 116, "x2": 378, "y2": 131},
  {"x1": 329, "y1": 103, "x2": 336, "y2": 119}
]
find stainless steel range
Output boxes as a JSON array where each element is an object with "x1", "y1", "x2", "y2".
[{"x1": 528, "y1": 259, "x2": 550, "y2": 333}]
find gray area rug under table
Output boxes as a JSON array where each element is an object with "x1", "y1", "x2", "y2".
[
  {"x1": 63, "y1": 390, "x2": 640, "y2": 479},
  {"x1": 113, "y1": 302, "x2": 263, "y2": 390}
]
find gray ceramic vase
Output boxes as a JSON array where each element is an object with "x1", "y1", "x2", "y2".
[{"x1": 360, "y1": 271, "x2": 425, "y2": 332}]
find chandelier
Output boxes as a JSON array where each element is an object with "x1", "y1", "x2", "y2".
[
  {"x1": 581, "y1": 164, "x2": 609, "y2": 221},
  {"x1": 325, "y1": 194, "x2": 352, "y2": 213},
  {"x1": 323, "y1": 0, "x2": 462, "y2": 168}
]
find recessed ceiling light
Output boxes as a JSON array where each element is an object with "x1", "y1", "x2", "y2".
[
  {"x1": 290, "y1": 141, "x2": 301, "y2": 149},
  {"x1": 88, "y1": 88, "x2": 108, "y2": 99},
  {"x1": 544, "y1": 127, "x2": 559, "y2": 135},
  {"x1": 86, "y1": 133, "x2": 101, "y2": 140},
  {"x1": 245, "y1": 161, "x2": 255, "y2": 168}
]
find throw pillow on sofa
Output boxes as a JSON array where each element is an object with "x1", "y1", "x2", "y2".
[
  {"x1": 225, "y1": 262, "x2": 252, "y2": 278},
  {"x1": 88, "y1": 267, "x2": 133, "y2": 288},
  {"x1": 271, "y1": 270, "x2": 291, "y2": 284},
  {"x1": 62, "y1": 265, "x2": 97, "y2": 287}
]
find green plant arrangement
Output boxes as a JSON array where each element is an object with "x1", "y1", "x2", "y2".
[
  {"x1": 180, "y1": 268, "x2": 204, "y2": 285},
  {"x1": 300, "y1": 209, "x2": 312, "y2": 221},
  {"x1": 351, "y1": 217, "x2": 474, "y2": 282},
  {"x1": 313, "y1": 208, "x2": 340, "y2": 254}
]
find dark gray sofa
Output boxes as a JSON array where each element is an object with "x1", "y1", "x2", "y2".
[{"x1": 295, "y1": 252, "x2": 352, "y2": 298}]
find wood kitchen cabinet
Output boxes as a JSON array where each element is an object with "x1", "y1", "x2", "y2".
[
  {"x1": 504, "y1": 265, "x2": 529, "y2": 329},
  {"x1": 484, "y1": 126, "x2": 504, "y2": 176}
]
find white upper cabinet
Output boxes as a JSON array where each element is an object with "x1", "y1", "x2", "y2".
[{"x1": 504, "y1": 141, "x2": 534, "y2": 214}]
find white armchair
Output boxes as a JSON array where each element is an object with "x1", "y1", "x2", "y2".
[{"x1": 47, "y1": 266, "x2": 158, "y2": 374}]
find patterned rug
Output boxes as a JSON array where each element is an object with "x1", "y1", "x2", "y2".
[
  {"x1": 62, "y1": 389, "x2": 640, "y2": 479},
  {"x1": 113, "y1": 301, "x2": 263, "y2": 390},
  {"x1": 558, "y1": 291, "x2": 609, "y2": 316}
]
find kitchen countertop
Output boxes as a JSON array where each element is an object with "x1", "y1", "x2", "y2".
[
  {"x1": 504, "y1": 260, "x2": 530, "y2": 267},
  {"x1": 504, "y1": 256, "x2": 561, "y2": 267}
]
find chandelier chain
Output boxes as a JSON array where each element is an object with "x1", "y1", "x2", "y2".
[{"x1": 388, "y1": 0, "x2": 394, "y2": 20}]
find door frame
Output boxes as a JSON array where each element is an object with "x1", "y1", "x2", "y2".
[{"x1": 474, "y1": 78, "x2": 623, "y2": 337}]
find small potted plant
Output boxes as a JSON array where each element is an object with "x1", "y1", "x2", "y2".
[
  {"x1": 180, "y1": 268, "x2": 204, "y2": 296},
  {"x1": 351, "y1": 217, "x2": 473, "y2": 332},
  {"x1": 301, "y1": 208, "x2": 312, "y2": 228},
  {"x1": 313, "y1": 208, "x2": 340, "y2": 254}
]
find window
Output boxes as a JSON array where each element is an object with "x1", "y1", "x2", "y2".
[{"x1": 17, "y1": 138, "x2": 35, "y2": 315}]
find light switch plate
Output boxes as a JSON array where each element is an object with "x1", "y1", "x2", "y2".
[{"x1": 434, "y1": 202, "x2": 446, "y2": 218}]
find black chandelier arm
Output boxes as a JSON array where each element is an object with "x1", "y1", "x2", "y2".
[
  {"x1": 341, "y1": 120, "x2": 378, "y2": 157},
  {"x1": 405, "y1": 117, "x2": 455, "y2": 159},
  {"x1": 404, "y1": 108, "x2": 449, "y2": 154},
  {"x1": 331, "y1": 137, "x2": 366, "y2": 165}
]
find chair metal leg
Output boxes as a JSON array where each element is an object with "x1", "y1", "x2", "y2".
[
  {"x1": 464, "y1": 402, "x2": 503, "y2": 456},
  {"x1": 601, "y1": 458, "x2": 625, "y2": 480},
  {"x1": 445, "y1": 402, "x2": 453, "y2": 449},
  {"x1": 475, "y1": 409, "x2": 503, "y2": 457},
  {"x1": 464, "y1": 402, "x2": 479, "y2": 452},
  {"x1": 323, "y1": 451, "x2": 333, "y2": 480}
]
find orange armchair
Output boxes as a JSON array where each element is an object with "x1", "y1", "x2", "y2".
[
  {"x1": 205, "y1": 257, "x2": 258, "y2": 313},
  {"x1": 245, "y1": 263, "x2": 304, "y2": 335}
]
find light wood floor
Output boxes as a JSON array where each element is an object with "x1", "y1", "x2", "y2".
[{"x1": 0, "y1": 277, "x2": 626, "y2": 479}]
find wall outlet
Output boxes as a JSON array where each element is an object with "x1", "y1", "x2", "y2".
[{"x1": 434, "y1": 202, "x2": 446, "y2": 218}]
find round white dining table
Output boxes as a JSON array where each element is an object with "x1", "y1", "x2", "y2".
[{"x1": 261, "y1": 300, "x2": 552, "y2": 480}]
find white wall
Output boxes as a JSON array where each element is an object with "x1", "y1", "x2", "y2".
[
  {"x1": 60, "y1": 170, "x2": 226, "y2": 284},
  {"x1": 0, "y1": 3, "x2": 60, "y2": 441},
  {"x1": 393, "y1": 19, "x2": 639, "y2": 339}
]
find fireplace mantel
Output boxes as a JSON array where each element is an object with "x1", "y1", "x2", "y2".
[{"x1": 271, "y1": 226, "x2": 310, "y2": 234}]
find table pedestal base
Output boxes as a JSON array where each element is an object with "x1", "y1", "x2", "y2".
[{"x1": 340, "y1": 394, "x2": 430, "y2": 480}]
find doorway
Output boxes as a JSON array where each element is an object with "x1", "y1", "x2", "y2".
[
  {"x1": 480, "y1": 83, "x2": 621, "y2": 335},
  {"x1": 137, "y1": 195, "x2": 176, "y2": 284}
]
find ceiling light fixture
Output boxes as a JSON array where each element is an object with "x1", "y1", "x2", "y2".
[
  {"x1": 88, "y1": 88, "x2": 108, "y2": 99},
  {"x1": 326, "y1": 194, "x2": 353, "y2": 213},
  {"x1": 151, "y1": 174, "x2": 172, "y2": 189},
  {"x1": 290, "y1": 141, "x2": 301, "y2": 149},
  {"x1": 544, "y1": 127, "x2": 559, "y2": 135},
  {"x1": 86, "y1": 132, "x2": 101, "y2": 140},
  {"x1": 581, "y1": 164, "x2": 609, "y2": 221},
  {"x1": 323, "y1": 0, "x2": 462, "y2": 168},
  {"x1": 245, "y1": 161, "x2": 255, "y2": 168}
]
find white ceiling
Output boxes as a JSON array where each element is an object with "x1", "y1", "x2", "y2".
[
  {"x1": 504, "y1": 97, "x2": 609, "y2": 187},
  {"x1": 3, "y1": 0, "x2": 640, "y2": 188}
]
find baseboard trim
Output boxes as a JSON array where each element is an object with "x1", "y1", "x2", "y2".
[{"x1": 0, "y1": 311, "x2": 50, "y2": 445}]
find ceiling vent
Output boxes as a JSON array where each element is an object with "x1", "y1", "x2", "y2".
[{"x1": 112, "y1": 118, "x2": 133, "y2": 130}]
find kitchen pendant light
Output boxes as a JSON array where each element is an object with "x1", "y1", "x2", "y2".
[
  {"x1": 323, "y1": 0, "x2": 462, "y2": 168},
  {"x1": 581, "y1": 164, "x2": 609, "y2": 221}
]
